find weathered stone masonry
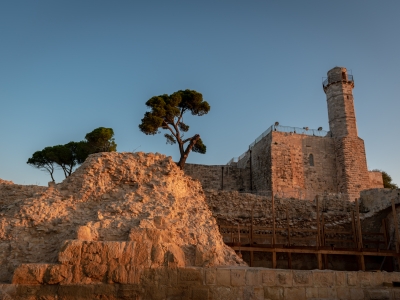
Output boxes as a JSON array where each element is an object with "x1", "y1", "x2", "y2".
[{"x1": 185, "y1": 67, "x2": 383, "y2": 200}]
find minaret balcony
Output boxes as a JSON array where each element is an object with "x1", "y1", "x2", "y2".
[{"x1": 323, "y1": 74, "x2": 354, "y2": 92}]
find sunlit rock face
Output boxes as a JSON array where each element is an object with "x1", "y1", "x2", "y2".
[{"x1": 0, "y1": 152, "x2": 245, "y2": 284}]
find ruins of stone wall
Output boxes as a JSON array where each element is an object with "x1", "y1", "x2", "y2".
[
  {"x1": 204, "y1": 191, "x2": 354, "y2": 230},
  {"x1": 334, "y1": 137, "x2": 372, "y2": 201},
  {"x1": 248, "y1": 133, "x2": 273, "y2": 192},
  {"x1": 360, "y1": 188, "x2": 400, "y2": 215},
  {"x1": 2, "y1": 267, "x2": 400, "y2": 300},
  {"x1": 270, "y1": 131, "x2": 338, "y2": 199},
  {"x1": 369, "y1": 171, "x2": 384, "y2": 189},
  {"x1": 184, "y1": 163, "x2": 245, "y2": 191}
]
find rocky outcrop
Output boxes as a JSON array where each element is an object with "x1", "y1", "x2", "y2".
[
  {"x1": 0, "y1": 152, "x2": 245, "y2": 283},
  {"x1": 0, "y1": 179, "x2": 13, "y2": 185}
]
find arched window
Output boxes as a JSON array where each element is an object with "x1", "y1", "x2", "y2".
[{"x1": 309, "y1": 154, "x2": 314, "y2": 166}]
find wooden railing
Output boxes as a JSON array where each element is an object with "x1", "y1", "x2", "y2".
[{"x1": 219, "y1": 196, "x2": 400, "y2": 271}]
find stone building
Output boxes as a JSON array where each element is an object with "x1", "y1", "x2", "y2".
[{"x1": 185, "y1": 67, "x2": 383, "y2": 200}]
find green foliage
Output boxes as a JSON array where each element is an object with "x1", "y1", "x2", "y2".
[
  {"x1": 139, "y1": 89, "x2": 210, "y2": 169},
  {"x1": 192, "y1": 138, "x2": 206, "y2": 154},
  {"x1": 164, "y1": 133, "x2": 176, "y2": 145},
  {"x1": 27, "y1": 127, "x2": 117, "y2": 182},
  {"x1": 85, "y1": 127, "x2": 117, "y2": 152},
  {"x1": 27, "y1": 147, "x2": 58, "y2": 182},
  {"x1": 382, "y1": 171, "x2": 398, "y2": 189}
]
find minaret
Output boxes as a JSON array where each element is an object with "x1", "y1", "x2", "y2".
[
  {"x1": 323, "y1": 67, "x2": 357, "y2": 137},
  {"x1": 323, "y1": 67, "x2": 370, "y2": 200}
]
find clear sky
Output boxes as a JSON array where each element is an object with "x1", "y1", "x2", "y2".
[{"x1": 1, "y1": 1, "x2": 399, "y2": 187}]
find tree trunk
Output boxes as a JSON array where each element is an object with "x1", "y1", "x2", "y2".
[{"x1": 177, "y1": 134, "x2": 200, "y2": 170}]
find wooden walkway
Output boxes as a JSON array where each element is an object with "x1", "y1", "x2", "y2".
[{"x1": 219, "y1": 196, "x2": 400, "y2": 271}]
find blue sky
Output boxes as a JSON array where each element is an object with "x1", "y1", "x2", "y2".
[{"x1": 1, "y1": 1, "x2": 399, "y2": 186}]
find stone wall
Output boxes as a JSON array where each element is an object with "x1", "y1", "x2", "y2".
[
  {"x1": 184, "y1": 163, "x2": 246, "y2": 191},
  {"x1": 249, "y1": 133, "x2": 273, "y2": 192},
  {"x1": 190, "y1": 130, "x2": 339, "y2": 199},
  {"x1": 334, "y1": 137, "x2": 371, "y2": 200},
  {"x1": 369, "y1": 171, "x2": 384, "y2": 189},
  {"x1": 2, "y1": 267, "x2": 400, "y2": 300},
  {"x1": 270, "y1": 132, "x2": 337, "y2": 199}
]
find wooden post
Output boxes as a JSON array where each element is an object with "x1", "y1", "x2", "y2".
[
  {"x1": 272, "y1": 193, "x2": 276, "y2": 246},
  {"x1": 391, "y1": 198, "x2": 400, "y2": 271},
  {"x1": 238, "y1": 223, "x2": 241, "y2": 245},
  {"x1": 272, "y1": 252, "x2": 277, "y2": 269},
  {"x1": 250, "y1": 207, "x2": 254, "y2": 267},
  {"x1": 251, "y1": 208, "x2": 254, "y2": 245},
  {"x1": 391, "y1": 199, "x2": 400, "y2": 253},
  {"x1": 355, "y1": 198, "x2": 365, "y2": 271},
  {"x1": 382, "y1": 219, "x2": 388, "y2": 249},
  {"x1": 285, "y1": 207, "x2": 292, "y2": 269},
  {"x1": 351, "y1": 211, "x2": 357, "y2": 248},
  {"x1": 316, "y1": 195, "x2": 323, "y2": 269},
  {"x1": 321, "y1": 214, "x2": 328, "y2": 268}
]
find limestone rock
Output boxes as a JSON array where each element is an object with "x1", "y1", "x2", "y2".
[{"x1": 1, "y1": 152, "x2": 245, "y2": 284}]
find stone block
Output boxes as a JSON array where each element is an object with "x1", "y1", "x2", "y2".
[
  {"x1": 293, "y1": 271, "x2": 312, "y2": 286},
  {"x1": 283, "y1": 287, "x2": 306, "y2": 300},
  {"x1": 348, "y1": 272, "x2": 358, "y2": 286},
  {"x1": 335, "y1": 271, "x2": 346, "y2": 286},
  {"x1": 336, "y1": 287, "x2": 351, "y2": 300},
  {"x1": 58, "y1": 240, "x2": 83, "y2": 265},
  {"x1": 216, "y1": 268, "x2": 231, "y2": 287},
  {"x1": 313, "y1": 270, "x2": 334, "y2": 287},
  {"x1": 261, "y1": 270, "x2": 276, "y2": 286},
  {"x1": 12, "y1": 263, "x2": 50, "y2": 284},
  {"x1": 58, "y1": 285, "x2": 95, "y2": 299},
  {"x1": 77, "y1": 226, "x2": 92, "y2": 241},
  {"x1": 305, "y1": 287, "x2": 318, "y2": 298},
  {"x1": 246, "y1": 269, "x2": 261, "y2": 286},
  {"x1": 209, "y1": 286, "x2": 240, "y2": 300},
  {"x1": 110, "y1": 264, "x2": 128, "y2": 283},
  {"x1": 370, "y1": 272, "x2": 384, "y2": 287},
  {"x1": 144, "y1": 285, "x2": 167, "y2": 300},
  {"x1": 231, "y1": 269, "x2": 246, "y2": 286},
  {"x1": 350, "y1": 288, "x2": 364, "y2": 300},
  {"x1": 242, "y1": 287, "x2": 263, "y2": 300},
  {"x1": 383, "y1": 271, "x2": 400, "y2": 284},
  {"x1": 205, "y1": 268, "x2": 216, "y2": 285},
  {"x1": 276, "y1": 270, "x2": 293, "y2": 287},
  {"x1": 178, "y1": 268, "x2": 203, "y2": 285},
  {"x1": 366, "y1": 289, "x2": 390, "y2": 300},
  {"x1": 167, "y1": 286, "x2": 190, "y2": 299},
  {"x1": 44, "y1": 264, "x2": 70, "y2": 285},
  {"x1": 358, "y1": 272, "x2": 371, "y2": 287},
  {"x1": 157, "y1": 268, "x2": 178, "y2": 286},
  {"x1": 393, "y1": 290, "x2": 400, "y2": 299},
  {"x1": 127, "y1": 266, "x2": 141, "y2": 284},
  {"x1": 389, "y1": 272, "x2": 400, "y2": 282},
  {"x1": 82, "y1": 262, "x2": 107, "y2": 281},
  {"x1": 92, "y1": 284, "x2": 117, "y2": 297},
  {"x1": 263, "y1": 286, "x2": 283, "y2": 300},
  {"x1": 192, "y1": 287, "x2": 209, "y2": 300},
  {"x1": 0, "y1": 284, "x2": 16, "y2": 299},
  {"x1": 117, "y1": 284, "x2": 141, "y2": 299},
  {"x1": 318, "y1": 287, "x2": 337, "y2": 298}
]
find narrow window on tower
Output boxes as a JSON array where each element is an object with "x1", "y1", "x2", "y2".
[
  {"x1": 309, "y1": 154, "x2": 314, "y2": 166},
  {"x1": 342, "y1": 72, "x2": 346, "y2": 80}
]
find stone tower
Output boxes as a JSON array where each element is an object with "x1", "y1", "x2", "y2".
[{"x1": 323, "y1": 67, "x2": 370, "y2": 200}]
